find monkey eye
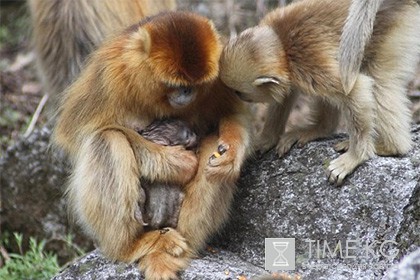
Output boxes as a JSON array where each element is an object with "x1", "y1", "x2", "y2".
[
  {"x1": 234, "y1": 90, "x2": 243, "y2": 98},
  {"x1": 179, "y1": 87, "x2": 192, "y2": 95}
]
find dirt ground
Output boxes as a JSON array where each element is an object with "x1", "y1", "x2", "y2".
[{"x1": 1, "y1": 1, "x2": 420, "y2": 156}]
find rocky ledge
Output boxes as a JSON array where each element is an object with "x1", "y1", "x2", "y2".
[{"x1": 1, "y1": 126, "x2": 419, "y2": 279}]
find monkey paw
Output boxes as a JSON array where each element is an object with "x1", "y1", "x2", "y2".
[
  {"x1": 275, "y1": 131, "x2": 309, "y2": 157},
  {"x1": 140, "y1": 250, "x2": 190, "y2": 280},
  {"x1": 208, "y1": 143, "x2": 230, "y2": 166},
  {"x1": 257, "y1": 135, "x2": 278, "y2": 153},
  {"x1": 327, "y1": 152, "x2": 361, "y2": 186},
  {"x1": 166, "y1": 146, "x2": 198, "y2": 184},
  {"x1": 206, "y1": 142, "x2": 241, "y2": 181},
  {"x1": 334, "y1": 140, "x2": 349, "y2": 153},
  {"x1": 154, "y1": 228, "x2": 190, "y2": 257}
]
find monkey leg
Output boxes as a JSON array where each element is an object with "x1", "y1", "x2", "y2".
[
  {"x1": 334, "y1": 139, "x2": 349, "y2": 153},
  {"x1": 136, "y1": 228, "x2": 191, "y2": 280},
  {"x1": 258, "y1": 93, "x2": 298, "y2": 153},
  {"x1": 105, "y1": 125, "x2": 198, "y2": 185},
  {"x1": 371, "y1": 81, "x2": 412, "y2": 156},
  {"x1": 68, "y1": 130, "x2": 144, "y2": 261},
  {"x1": 139, "y1": 135, "x2": 238, "y2": 279},
  {"x1": 68, "y1": 128, "x2": 193, "y2": 269},
  {"x1": 327, "y1": 74, "x2": 376, "y2": 186},
  {"x1": 276, "y1": 97, "x2": 340, "y2": 157},
  {"x1": 366, "y1": 5, "x2": 420, "y2": 156},
  {"x1": 178, "y1": 135, "x2": 236, "y2": 250}
]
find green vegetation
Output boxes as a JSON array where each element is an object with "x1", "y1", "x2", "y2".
[
  {"x1": 0, "y1": 233, "x2": 84, "y2": 280},
  {"x1": 0, "y1": 2, "x2": 30, "y2": 51}
]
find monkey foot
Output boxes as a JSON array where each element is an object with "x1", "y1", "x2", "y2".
[
  {"x1": 276, "y1": 130, "x2": 319, "y2": 157},
  {"x1": 327, "y1": 152, "x2": 361, "y2": 186},
  {"x1": 140, "y1": 251, "x2": 190, "y2": 280},
  {"x1": 154, "y1": 228, "x2": 190, "y2": 257},
  {"x1": 256, "y1": 135, "x2": 277, "y2": 153},
  {"x1": 334, "y1": 140, "x2": 349, "y2": 153}
]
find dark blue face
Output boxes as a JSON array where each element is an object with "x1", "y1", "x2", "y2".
[{"x1": 167, "y1": 86, "x2": 196, "y2": 108}]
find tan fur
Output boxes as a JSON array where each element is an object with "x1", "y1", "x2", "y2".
[
  {"x1": 52, "y1": 11, "x2": 252, "y2": 279},
  {"x1": 339, "y1": 0, "x2": 384, "y2": 94},
  {"x1": 28, "y1": 0, "x2": 175, "y2": 118},
  {"x1": 220, "y1": 0, "x2": 420, "y2": 185}
]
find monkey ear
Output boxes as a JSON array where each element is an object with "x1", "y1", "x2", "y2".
[
  {"x1": 253, "y1": 76, "x2": 289, "y2": 103},
  {"x1": 252, "y1": 76, "x2": 280, "y2": 86}
]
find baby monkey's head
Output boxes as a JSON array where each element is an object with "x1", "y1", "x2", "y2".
[{"x1": 220, "y1": 26, "x2": 291, "y2": 104}]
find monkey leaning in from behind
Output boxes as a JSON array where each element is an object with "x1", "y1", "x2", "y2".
[
  {"x1": 137, "y1": 119, "x2": 198, "y2": 229},
  {"x1": 220, "y1": 0, "x2": 420, "y2": 185},
  {"x1": 28, "y1": 0, "x2": 175, "y2": 118},
  {"x1": 53, "y1": 11, "x2": 252, "y2": 280}
]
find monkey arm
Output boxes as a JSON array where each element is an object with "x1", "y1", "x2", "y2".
[
  {"x1": 258, "y1": 91, "x2": 298, "y2": 153},
  {"x1": 207, "y1": 104, "x2": 253, "y2": 182},
  {"x1": 99, "y1": 125, "x2": 198, "y2": 186}
]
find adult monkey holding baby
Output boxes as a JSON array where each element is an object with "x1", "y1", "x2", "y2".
[
  {"x1": 31, "y1": 1, "x2": 253, "y2": 279},
  {"x1": 29, "y1": 0, "x2": 185, "y2": 249},
  {"x1": 51, "y1": 10, "x2": 251, "y2": 280}
]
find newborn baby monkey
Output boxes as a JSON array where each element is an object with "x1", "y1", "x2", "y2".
[
  {"x1": 220, "y1": 0, "x2": 420, "y2": 185},
  {"x1": 137, "y1": 119, "x2": 198, "y2": 229}
]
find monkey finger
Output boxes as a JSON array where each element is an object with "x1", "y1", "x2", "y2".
[
  {"x1": 208, "y1": 143, "x2": 230, "y2": 164},
  {"x1": 217, "y1": 144, "x2": 228, "y2": 154},
  {"x1": 334, "y1": 140, "x2": 349, "y2": 153},
  {"x1": 134, "y1": 208, "x2": 149, "y2": 226}
]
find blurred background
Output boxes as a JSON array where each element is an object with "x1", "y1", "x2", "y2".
[{"x1": 1, "y1": 0, "x2": 419, "y2": 156}]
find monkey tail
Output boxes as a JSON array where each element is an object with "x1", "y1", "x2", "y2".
[
  {"x1": 67, "y1": 129, "x2": 143, "y2": 261},
  {"x1": 339, "y1": 0, "x2": 383, "y2": 94}
]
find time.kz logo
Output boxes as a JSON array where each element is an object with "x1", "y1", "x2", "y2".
[
  {"x1": 265, "y1": 238, "x2": 296, "y2": 271},
  {"x1": 265, "y1": 238, "x2": 399, "y2": 272}
]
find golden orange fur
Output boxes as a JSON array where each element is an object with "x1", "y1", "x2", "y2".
[
  {"x1": 53, "y1": 11, "x2": 252, "y2": 280},
  {"x1": 220, "y1": 0, "x2": 420, "y2": 185}
]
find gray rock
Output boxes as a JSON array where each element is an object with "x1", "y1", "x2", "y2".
[
  {"x1": 52, "y1": 249, "x2": 267, "y2": 280},
  {"x1": 215, "y1": 125, "x2": 420, "y2": 279},
  {"x1": 0, "y1": 127, "x2": 92, "y2": 262},
  {"x1": 1, "y1": 126, "x2": 419, "y2": 279},
  {"x1": 383, "y1": 248, "x2": 420, "y2": 280}
]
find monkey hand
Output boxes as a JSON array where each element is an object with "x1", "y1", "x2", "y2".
[
  {"x1": 206, "y1": 140, "x2": 243, "y2": 181},
  {"x1": 164, "y1": 145, "x2": 198, "y2": 185},
  {"x1": 208, "y1": 143, "x2": 228, "y2": 164}
]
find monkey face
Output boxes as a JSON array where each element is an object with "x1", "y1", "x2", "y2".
[
  {"x1": 167, "y1": 86, "x2": 197, "y2": 108},
  {"x1": 220, "y1": 26, "x2": 290, "y2": 105},
  {"x1": 143, "y1": 12, "x2": 222, "y2": 86}
]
